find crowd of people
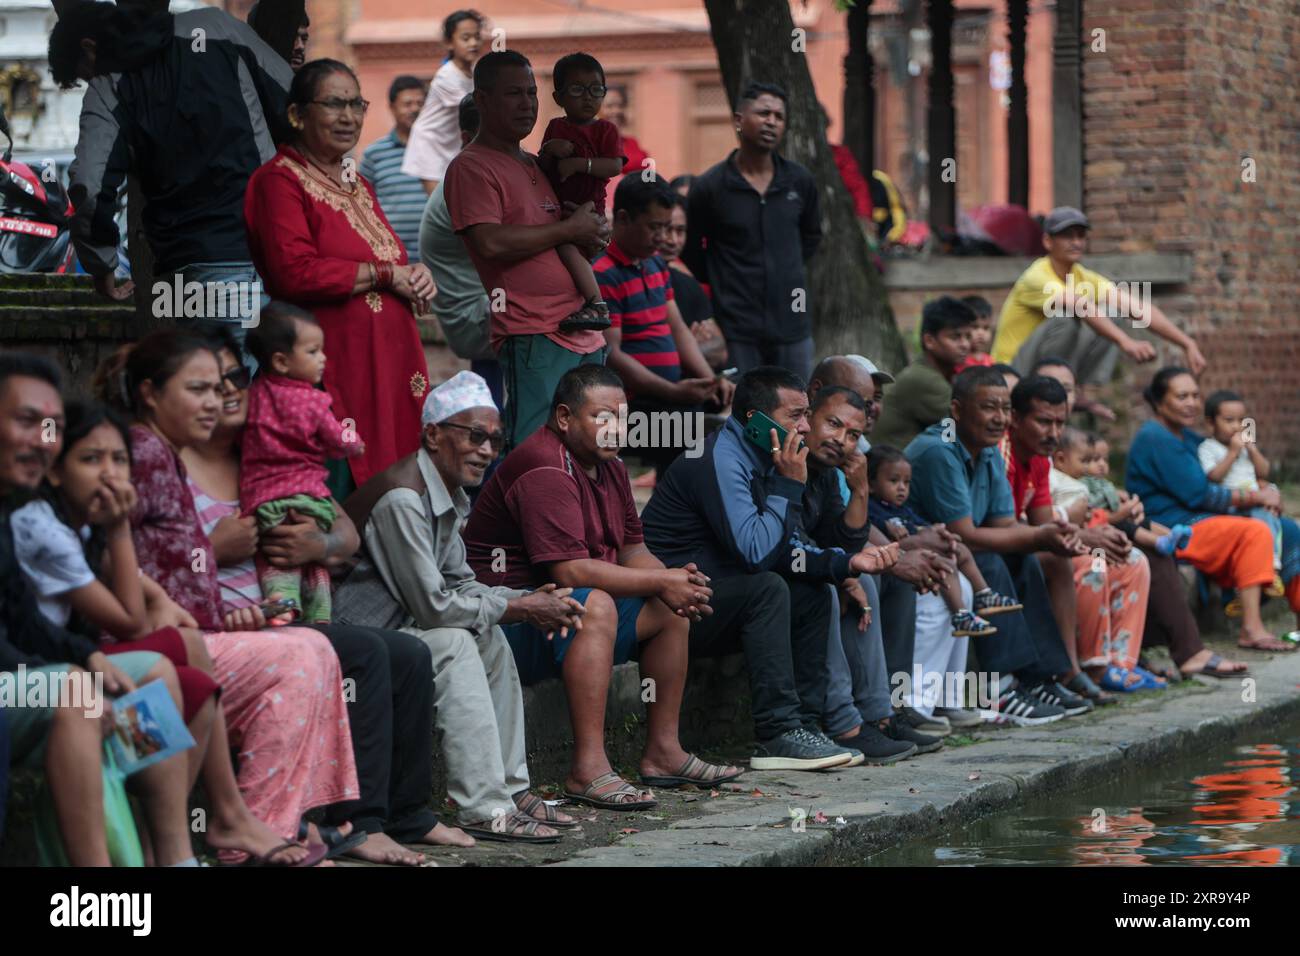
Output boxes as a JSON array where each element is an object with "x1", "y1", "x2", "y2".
[{"x1": 0, "y1": 1, "x2": 1294, "y2": 867}]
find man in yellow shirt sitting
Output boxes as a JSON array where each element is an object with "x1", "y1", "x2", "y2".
[{"x1": 991, "y1": 207, "x2": 1206, "y2": 402}]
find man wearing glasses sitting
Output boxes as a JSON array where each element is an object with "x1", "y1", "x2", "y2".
[{"x1": 334, "y1": 371, "x2": 587, "y2": 844}]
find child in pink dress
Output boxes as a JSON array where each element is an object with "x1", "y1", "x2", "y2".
[
  {"x1": 241, "y1": 303, "x2": 364, "y2": 623},
  {"x1": 538, "y1": 52, "x2": 627, "y2": 333}
]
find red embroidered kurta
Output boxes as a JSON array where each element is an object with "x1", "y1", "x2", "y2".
[{"x1": 244, "y1": 144, "x2": 430, "y2": 487}]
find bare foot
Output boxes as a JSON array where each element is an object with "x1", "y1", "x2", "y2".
[
  {"x1": 412, "y1": 822, "x2": 476, "y2": 848},
  {"x1": 1238, "y1": 627, "x2": 1297, "y2": 652},
  {"x1": 207, "y1": 809, "x2": 310, "y2": 865},
  {"x1": 342, "y1": 831, "x2": 426, "y2": 866}
]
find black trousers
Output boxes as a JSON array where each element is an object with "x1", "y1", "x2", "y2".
[
  {"x1": 1138, "y1": 546, "x2": 1205, "y2": 666},
  {"x1": 971, "y1": 551, "x2": 1071, "y2": 684},
  {"x1": 314, "y1": 624, "x2": 438, "y2": 841},
  {"x1": 689, "y1": 572, "x2": 804, "y2": 742}
]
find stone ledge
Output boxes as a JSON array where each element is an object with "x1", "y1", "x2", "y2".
[
  {"x1": 882, "y1": 252, "x2": 1194, "y2": 290},
  {"x1": 551, "y1": 645, "x2": 1300, "y2": 867}
]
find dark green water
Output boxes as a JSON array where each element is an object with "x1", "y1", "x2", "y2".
[{"x1": 865, "y1": 728, "x2": 1300, "y2": 867}]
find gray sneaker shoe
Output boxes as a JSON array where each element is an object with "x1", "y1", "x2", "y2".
[
  {"x1": 898, "y1": 706, "x2": 952, "y2": 736},
  {"x1": 750, "y1": 728, "x2": 855, "y2": 772},
  {"x1": 933, "y1": 706, "x2": 982, "y2": 730}
]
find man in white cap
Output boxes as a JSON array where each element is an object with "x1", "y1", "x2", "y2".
[
  {"x1": 992, "y1": 205, "x2": 1206, "y2": 389},
  {"x1": 333, "y1": 370, "x2": 587, "y2": 844}
]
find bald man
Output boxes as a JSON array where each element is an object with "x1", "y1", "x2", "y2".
[{"x1": 808, "y1": 355, "x2": 980, "y2": 733}]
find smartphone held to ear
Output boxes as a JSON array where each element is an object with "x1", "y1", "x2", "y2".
[{"x1": 743, "y1": 410, "x2": 802, "y2": 455}]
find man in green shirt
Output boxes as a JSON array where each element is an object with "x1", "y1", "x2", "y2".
[{"x1": 873, "y1": 296, "x2": 975, "y2": 450}]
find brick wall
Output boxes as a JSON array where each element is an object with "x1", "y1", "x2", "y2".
[{"x1": 1083, "y1": 0, "x2": 1300, "y2": 473}]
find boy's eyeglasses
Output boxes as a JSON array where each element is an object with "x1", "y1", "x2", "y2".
[
  {"x1": 563, "y1": 83, "x2": 607, "y2": 100},
  {"x1": 222, "y1": 367, "x2": 252, "y2": 391},
  {"x1": 438, "y1": 422, "x2": 505, "y2": 451}
]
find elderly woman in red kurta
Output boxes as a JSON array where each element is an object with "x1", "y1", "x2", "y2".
[{"x1": 244, "y1": 58, "x2": 437, "y2": 489}]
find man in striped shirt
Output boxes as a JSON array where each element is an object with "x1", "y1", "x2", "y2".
[
  {"x1": 594, "y1": 175, "x2": 733, "y2": 474},
  {"x1": 359, "y1": 76, "x2": 429, "y2": 263}
]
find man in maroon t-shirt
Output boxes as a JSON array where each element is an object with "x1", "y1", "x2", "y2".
[
  {"x1": 444, "y1": 50, "x2": 612, "y2": 451},
  {"x1": 464, "y1": 365, "x2": 743, "y2": 807}
]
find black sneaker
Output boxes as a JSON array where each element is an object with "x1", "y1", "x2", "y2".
[
  {"x1": 1027, "y1": 681, "x2": 1092, "y2": 717},
  {"x1": 836, "y1": 723, "x2": 917, "y2": 765},
  {"x1": 750, "y1": 728, "x2": 856, "y2": 772},
  {"x1": 979, "y1": 687, "x2": 1066, "y2": 726},
  {"x1": 881, "y1": 713, "x2": 944, "y2": 754}
]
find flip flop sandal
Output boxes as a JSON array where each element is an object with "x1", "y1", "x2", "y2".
[
  {"x1": 640, "y1": 754, "x2": 745, "y2": 789},
  {"x1": 1130, "y1": 664, "x2": 1169, "y2": 688},
  {"x1": 226, "y1": 841, "x2": 328, "y2": 868},
  {"x1": 298, "y1": 820, "x2": 368, "y2": 860},
  {"x1": 1098, "y1": 665, "x2": 1144, "y2": 693},
  {"x1": 1237, "y1": 635, "x2": 1299, "y2": 652},
  {"x1": 564, "y1": 771, "x2": 657, "y2": 811},
  {"x1": 462, "y1": 810, "x2": 561, "y2": 844},
  {"x1": 1182, "y1": 652, "x2": 1247, "y2": 679},
  {"x1": 1066, "y1": 671, "x2": 1117, "y2": 706},
  {"x1": 515, "y1": 791, "x2": 579, "y2": 829}
]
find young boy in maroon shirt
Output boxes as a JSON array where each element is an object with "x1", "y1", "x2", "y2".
[{"x1": 538, "y1": 52, "x2": 627, "y2": 333}]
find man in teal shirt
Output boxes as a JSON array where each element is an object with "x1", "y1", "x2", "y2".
[{"x1": 904, "y1": 365, "x2": 1084, "y2": 725}]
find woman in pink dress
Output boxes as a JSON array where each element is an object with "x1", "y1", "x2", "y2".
[
  {"x1": 244, "y1": 58, "x2": 436, "y2": 490},
  {"x1": 95, "y1": 330, "x2": 360, "y2": 863}
]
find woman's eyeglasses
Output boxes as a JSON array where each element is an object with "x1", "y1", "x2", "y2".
[
  {"x1": 438, "y1": 422, "x2": 505, "y2": 451},
  {"x1": 311, "y1": 97, "x2": 370, "y2": 116},
  {"x1": 222, "y1": 367, "x2": 252, "y2": 391}
]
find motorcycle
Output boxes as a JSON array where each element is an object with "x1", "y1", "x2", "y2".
[{"x1": 0, "y1": 103, "x2": 76, "y2": 274}]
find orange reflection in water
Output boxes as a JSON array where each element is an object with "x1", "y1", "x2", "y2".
[{"x1": 1070, "y1": 744, "x2": 1295, "y2": 867}]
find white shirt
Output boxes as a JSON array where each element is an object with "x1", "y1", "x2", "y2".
[
  {"x1": 401, "y1": 60, "x2": 474, "y2": 182},
  {"x1": 1197, "y1": 437, "x2": 1259, "y2": 491},
  {"x1": 10, "y1": 499, "x2": 96, "y2": 627}
]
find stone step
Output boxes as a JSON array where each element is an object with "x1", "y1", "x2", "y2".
[
  {"x1": 0, "y1": 653, "x2": 752, "y2": 865},
  {"x1": 0, "y1": 272, "x2": 94, "y2": 291},
  {"x1": 0, "y1": 306, "x2": 136, "y2": 341}
]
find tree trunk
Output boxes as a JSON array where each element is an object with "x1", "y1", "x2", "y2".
[
  {"x1": 842, "y1": 0, "x2": 874, "y2": 177},
  {"x1": 701, "y1": 0, "x2": 906, "y2": 370},
  {"x1": 926, "y1": 0, "x2": 955, "y2": 233},
  {"x1": 1006, "y1": 0, "x2": 1029, "y2": 208}
]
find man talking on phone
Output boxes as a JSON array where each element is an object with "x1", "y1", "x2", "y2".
[{"x1": 643, "y1": 367, "x2": 896, "y2": 771}]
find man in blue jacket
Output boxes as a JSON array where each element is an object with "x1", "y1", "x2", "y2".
[{"x1": 643, "y1": 367, "x2": 891, "y2": 771}]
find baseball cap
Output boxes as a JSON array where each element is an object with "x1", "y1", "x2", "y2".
[
  {"x1": 845, "y1": 354, "x2": 896, "y2": 385},
  {"x1": 1043, "y1": 206, "x2": 1090, "y2": 235}
]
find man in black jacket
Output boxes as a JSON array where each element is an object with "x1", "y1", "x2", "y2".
[
  {"x1": 0, "y1": 353, "x2": 198, "y2": 865},
  {"x1": 683, "y1": 81, "x2": 821, "y2": 378},
  {"x1": 50, "y1": 2, "x2": 290, "y2": 341}
]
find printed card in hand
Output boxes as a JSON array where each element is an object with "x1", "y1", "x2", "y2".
[{"x1": 107, "y1": 680, "x2": 196, "y2": 776}]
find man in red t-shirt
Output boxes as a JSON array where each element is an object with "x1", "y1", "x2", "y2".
[
  {"x1": 1006, "y1": 375, "x2": 1100, "y2": 688},
  {"x1": 463, "y1": 364, "x2": 743, "y2": 806},
  {"x1": 444, "y1": 50, "x2": 612, "y2": 451}
]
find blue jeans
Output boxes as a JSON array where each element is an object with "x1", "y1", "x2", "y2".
[
  {"x1": 170, "y1": 261, "x2": 271, "y2": 360},
  {"x1": 501, "y1": 587, "x2": 643, "y2": 685},
  {"x1": 824, "y1": 574, "x2": 893, "y2": 736}
]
